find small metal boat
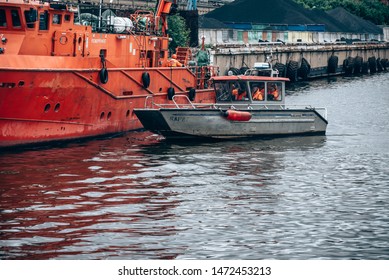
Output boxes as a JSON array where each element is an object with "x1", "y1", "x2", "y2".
[{"x1": 134, "y1": 75, "x2": 328, "y2": 140}]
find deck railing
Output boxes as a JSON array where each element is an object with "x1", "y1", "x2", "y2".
[{"x1": 143, "y1": 96, "x2": 327, "y2": 120}]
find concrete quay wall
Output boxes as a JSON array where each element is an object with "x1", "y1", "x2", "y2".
[{"x1": 209, "y1": 43, "x2": 389, "y2": 76}]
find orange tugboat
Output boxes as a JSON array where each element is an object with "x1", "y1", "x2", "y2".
[{"x1": 0, "y1": 0, "x2": 216, "y2": 148}]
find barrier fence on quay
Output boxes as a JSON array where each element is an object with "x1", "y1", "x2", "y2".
[
  {"x1": 206, "y1": 42, "x2": 389, "y2": 81},
  {"x1": 200, "y1": 29, "x2": 384, "y2": 46}
]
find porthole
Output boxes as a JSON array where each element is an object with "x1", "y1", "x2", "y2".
[
  {"x1": 18, "y1": 81, "x2": 25, "y2": 87},
  {"x1": 107, "y1": 112, "x2": 111, "y2": 120},
  {"x1": 44, "y1": 104, "x2": 51, "y2": 112},
  {"x1": 54, "y1": 103, "x2": 60, "y2": 112},
  {"x1": 100, "y1": 112, "x2": 105, "y2": 120},
  {"x1": 126, "y1": 110, "x2": 130, "y2": 117}
]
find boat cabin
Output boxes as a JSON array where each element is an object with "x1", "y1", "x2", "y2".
[
  {"x1": 212, "y1": 76, "x2": 290, "y2": 105},
  {"x1": 0, "y1": 1, "x2": 76, "y2": 32},
  {"x1": 243, "y1": 62, "x2": 279, "y2": 77}
]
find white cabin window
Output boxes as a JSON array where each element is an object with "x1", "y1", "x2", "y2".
[
  {"x1": 215, "y1": 82, "x2": 232, "y2": 102},
  {"x1": 231, "y1": 82, "x2": 248, "y2": 101},
  {"x1": 250, "y1": 82, "x2": 265, "y2": 101},
  {"x1": 266, "y1": 82, "x2": 282, "y2": 101}
]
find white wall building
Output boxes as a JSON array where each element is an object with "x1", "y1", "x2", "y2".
[{"x1": 384, "y1": 27, "x2": 389, "y2": 41}]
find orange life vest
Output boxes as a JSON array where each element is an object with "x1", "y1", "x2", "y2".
[
  {"x1": 270, "y1": 89, "x2": 279, "y2": 100},
  {"x1": 252, "y1": 89, "x2": 264, "y2": 100},
  {"x1": 168, "y1": 58, "x2": 182, "y2": 67}
]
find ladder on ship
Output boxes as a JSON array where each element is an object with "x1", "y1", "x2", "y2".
[{"x1": 176, "y1": 47, "x2": 192, "y2": 65}]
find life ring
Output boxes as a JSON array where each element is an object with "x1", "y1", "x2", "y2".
[
  {"x1": 167, "y1": 87, "x2": 175, "y2": 100},
  {"x1": 59, "y1": 35, "x2": 68, "y2": 45},
  {"x1": 188, "y1": 88, "x2": 196, "y2": 101},
  {"x1": 142, "y1": 72, "x2": 150, "y2": 88},
  {"x1": 99, "y1": 68, "x2": 108, "y2": 84}
]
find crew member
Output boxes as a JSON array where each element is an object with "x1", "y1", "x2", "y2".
[
  {"x1": 168, "y1": 54, "x2": 183, "y2": 67},
  {"x1": 232, "y1": 84, "x2": 247, "y2": 100},
  {"x1": 252, "y1": 86, "x2": 264, "y2": 101},
  {"x1": 268, "y1": 84, "x2": 279, "y2": 100}
]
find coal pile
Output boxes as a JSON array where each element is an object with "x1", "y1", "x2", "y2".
[
  {"x1": 326, "y1": 7, "x2": 382, "y2": 34},
  {"x1": 204, "y1": 0, "x2": 382, "y2": 33},
  {"x1": 199, "y1": 16, "x2": 229, "y2": 29}
]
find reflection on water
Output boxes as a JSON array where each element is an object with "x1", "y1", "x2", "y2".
[{"x1": 1, "y1": 73, "x2": 389, "y2": 260}]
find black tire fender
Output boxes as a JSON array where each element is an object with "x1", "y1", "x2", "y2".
[
  {"x1": 99, "y1": 68, "x2": 108, "y2": 84},
  {"x1": 167, "y1": 87, "x2": 175, "y2": 100},
  {"x1": 286, "y1": 60, "x2": 298, "y2": 82},
  {"x1": 274, "y1": 62, "x2": 286, "y2": 77},
  {"x1": 298, "y1": 57, "x2": 311, "y2": 80},
  {"x1": 327, "y1": 55, "x2": 338, "y2": 74},
  {"x1": 188, "y1": 88, "x2": 196, "y2": 101},
  {"x1": 368, "y1": 57, "x2": 377, "y2": 73},
  {"x1": 141, "y1": 72, "x2": 150, "y2": 88}
]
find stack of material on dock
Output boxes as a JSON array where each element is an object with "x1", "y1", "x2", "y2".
[
  {"x1": 199, "y1": 17, "x2": 229, "y2": 29},
  {"x1": 326, "y1": 7, "x2": 382, "y2": 34},
  {"x1": 203, "y1": 0, "x2": 382, "y2": 33}
]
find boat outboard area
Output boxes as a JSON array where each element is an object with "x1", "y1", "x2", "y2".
[{"x1": 134, "y1": 75, "x2": 328, "y2": 140}]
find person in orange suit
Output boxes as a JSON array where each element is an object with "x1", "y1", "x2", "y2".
[
  {"x1": 268, "y1": 83, "x2": 279, "y2": 100},
  {"x1": 168, "y1": 54, "x2": 183, "y2": 67},
  {"x1": 232, "y1": 84, "x2": 247, "y2": 100},
  {"x1": 252, "y1": 85, "x2": 264, "y2": 101}
]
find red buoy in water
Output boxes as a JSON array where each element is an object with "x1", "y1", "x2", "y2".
[{"x1": 223, "y1": 109, "x2": 252, "y2": 121}]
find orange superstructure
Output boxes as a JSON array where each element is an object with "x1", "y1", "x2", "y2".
[{"x1": 0, "y1": 0, "x2": 217, "y2": 148}]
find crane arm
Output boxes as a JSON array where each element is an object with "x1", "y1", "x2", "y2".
[{"x1": 155, "y1": 0, "x2": 174, "y2": 36}]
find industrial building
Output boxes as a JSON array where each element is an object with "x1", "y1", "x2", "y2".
[{"x1": 199, "y1": 0, "x2": 384, "y2": 45}]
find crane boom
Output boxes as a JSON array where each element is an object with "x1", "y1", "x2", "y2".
[{"x1": 155, "y1": 0, "x2": 174, "y2": 36}]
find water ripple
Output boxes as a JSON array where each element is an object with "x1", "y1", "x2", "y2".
[{"x1": 1, "y1": 74, "x2": 389, "y2": 259}]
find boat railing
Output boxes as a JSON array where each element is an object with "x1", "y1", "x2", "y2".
[
  {"x1": 144, "y1": 95, "x2": 214, "y2": 110},
  {"x1": 172, "y1": 95, "x2": 196, "y2": 109},
  {"x1": 214, "y1": 103, "x2": 285, "y2": 111},
  {"x1": 285, "y1": 105, "x2": 328, "y2": 120}
]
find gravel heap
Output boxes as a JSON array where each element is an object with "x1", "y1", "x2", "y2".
[{"x1": 203, "y1": 0, "x2": 382, "y2": 33}]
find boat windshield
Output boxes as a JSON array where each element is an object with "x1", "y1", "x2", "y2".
[
  {"x1": 215, "y1": 81, "x2": 249, "y2": 102},
  {"x1": 249, "y1": 81, "x2": 283, "y2": 102},
  {"x1": 265, "y1": 82, "x2": 283, "y2": 102},
  {"x1": 215, "y1": 80, "x2": 284, "y2": 103}
]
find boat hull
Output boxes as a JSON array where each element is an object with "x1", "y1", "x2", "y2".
[
  {"x1": 0, "y1": 1, "x2": 219, "y2": 148},
  {"x1": 134, "y1": 108, "x2": 328, "y2": 140},
  {"x1": 0, "y1": 68, "x2": 215, "y2": 148}
]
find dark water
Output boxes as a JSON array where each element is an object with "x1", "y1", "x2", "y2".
[{"x1": 1, "y1": 73, "x2": 389, "y2": 260}]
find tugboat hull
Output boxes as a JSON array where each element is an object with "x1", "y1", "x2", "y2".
[{"x1": 0, "y1": 0, "x2": 217, "y2": 147}]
